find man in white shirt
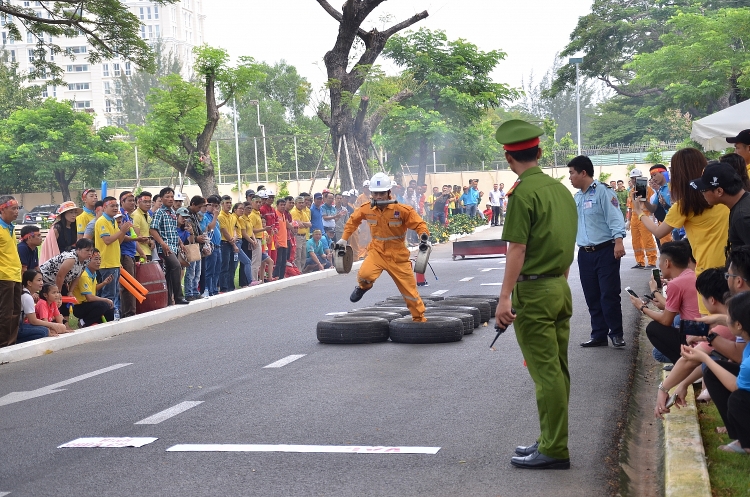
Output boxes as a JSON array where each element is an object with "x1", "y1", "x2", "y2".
[{"x1": 489, "y1": 183, "x2": 506, "y2": 226}]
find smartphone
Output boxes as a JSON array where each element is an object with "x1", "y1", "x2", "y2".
[
  {"x1": 652, "y1": 268, "x2": 662, "y2": 290},
  {"x1": 635, "y1": 177, "x2": 648, "y2": 198},
  {"x1": 665, "y1": 392, "x2": 678, "y2": 409},
  {"x1": 625, "y1": 287, "x2": 639, "y2": 298},
  {"x1": 680, "y1": 319, "x2": 711, "y2": 336}
]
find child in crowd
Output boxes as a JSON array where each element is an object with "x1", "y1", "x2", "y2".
[
  {"x1": 71, "y1": 248, "x2": 115, "y2": 327},
  {"x1": 482, "y1": 204, "x2": 493, "y2": 224},
  {"x1": 18, "y1": 270, "x2": 67, "y2": 343},
  {"x1": 36, "y1": 284, "x2": 74, "y2": 333},
  {"x1": 259, "y1": 220, "x2": 275, "y2": 283}
]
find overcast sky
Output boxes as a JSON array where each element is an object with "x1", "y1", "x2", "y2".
[{"x1": 204, "y1": 0, "x2": 594, "y2": 103}]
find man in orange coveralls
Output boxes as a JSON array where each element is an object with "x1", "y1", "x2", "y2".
[
  {"x1": 626, "y1": 168, "x2": 657, "y2": 269},
  {"x1": 337, "y1": 172, "x2": 430, "y2": 321}
]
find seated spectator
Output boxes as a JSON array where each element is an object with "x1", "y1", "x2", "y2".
[
  {"x1": 482, "y1": 204, "x2": 493, "y2": 223},
  {"x1": 72, "y1": 248, "x2": 115, "y2": 327},
  {"x1": 18, "y1": 270, "x2": 67, "y2": 343},
  {"x1": 304, "y1": 229, "x2": 332, "y2": 272},
  {"x1": 680, "y1": 291, "x2": 750, "y2": 454},
  {"x1": 629, "y1": 242, "x2": 699, "y2": 364},
  {"x1": 40, "y1": 238, "x2": 94, "y2": 325},
  {"x1": 36, "y1": 284, "x2": 73, "y2": 333},
  {"x1": 17, "y1": 225, "x2": 42, "y2": 272}
]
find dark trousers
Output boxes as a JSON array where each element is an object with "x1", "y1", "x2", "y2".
[
  {"x1": 491, "y1": 206, "x2": 502, "y2": 225},
  {"x1": 73, "y1": 301, "x2": 115, "y2": 326},
  {"x1": 239, "y1": 239, "x2": 253, "y2": 287},
  {"x1": 578, "y1": 243, "x2": 623, "y2": 340},
  {"x1": 645, "y1": 321, "x2": 682, "y2": 364},
  {"x1": 704, "y1": 362, "x2": 750, "y2": 448},
  {"x1": 199, "y1": 256, "x2": 206, "y2": 295},
  {"x1": 162, "y1": 252, "x2": 184, "y2": 304},
  {"x1": 120, "y1": 255, "x2": 137, "y2": 317},
  {"x1": 273, "y1": 246, "x2": 288, "y2": 279},
  {"x1": 220, "y1": 242, "x2": 237, "y2": 292},
  {"x1": 0, "y1": 281, "x2": 22, "y2": 347},
  {"x1": 433, "y1": 211, "x2": 445, "y2": 225}
]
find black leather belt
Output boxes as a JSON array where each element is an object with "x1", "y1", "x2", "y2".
[
  {"x1": 517, "y1": 274, "x2": 563, "y2": 282},
  {"x1": 580, "y1": 240, "x2": 615, "y2": 252}
]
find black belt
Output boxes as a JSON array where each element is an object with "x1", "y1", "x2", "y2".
[
  {"x1": 517, "y1": 274, "x2": 563, "y2": 282},
  {"x1": 580, "y1": 240, "x2": 615, "y2": 252}
]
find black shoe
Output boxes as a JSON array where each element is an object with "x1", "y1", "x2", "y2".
[
  {"x1": 350, "y1": 286, "x2": 369, "y2": 302},
  {"x1": 515, "y1": 441, "x2": 539, "y2": 456},
  {"x1": 610, "y1": 335, "x2": 626, "y2": 347},
  {"x1": 631, "y1": 263, "x2": 645, "y2": 269},
  {"x1": 175, "y1": 299, "x2": 190, "y2": 305},
  {"x1": 511, "y1": 451, "x2": 570, "y2": 470},
  {"x1": 644, "y1": 264, "x2": 657, "y2": 269},
  {"x1": 663, "y1": 364, "x2": 674, "y2": 371},
  {"x1": 580, "y1": 338, "x2": 608, "y2": 347}
]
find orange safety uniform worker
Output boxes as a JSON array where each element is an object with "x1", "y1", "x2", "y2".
[
  {"x1": 626, "y1": 169, "x2": 657, "y2": 268},
  {"x1": 339, "y1": 172, "x2": 430, "y2": 322}
]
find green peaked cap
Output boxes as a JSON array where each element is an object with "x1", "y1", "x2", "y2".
[{"x1": 495, "y1": 119, "x2": 544, "y2": 146}]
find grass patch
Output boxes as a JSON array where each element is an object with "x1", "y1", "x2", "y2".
[{"x1": 696, "y1": 389, "x2": 750, "y2": 496}]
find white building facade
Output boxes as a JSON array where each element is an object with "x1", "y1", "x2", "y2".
[{"x1": 0, "y1": 0, "x2": 206, "y2": 128}]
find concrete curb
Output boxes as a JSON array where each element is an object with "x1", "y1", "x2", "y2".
[{"x1": 662, "y1": 370, "x2": 712, "y2": 497}]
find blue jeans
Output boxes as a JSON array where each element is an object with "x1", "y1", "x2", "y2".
[
  {"x1": 183, "y1": 260, "x2": 201, "y2": 297},
  {"x1": 578, "y1": 243, "x2": 623, "y2": 340},
  {"x1": 99, "y1": 267, "x2": 120, "y2": 313},
  {"x1": 220, "y1": 242, "x2": 237, "y2": 292},
  {"x1": 433, "y1": 211, "x2": 445, "y2": 225},
  {"x1": 236, "y1": 243, "x2": 254, "y2": 286},
  {"x1": 204, "y1": 248, "x2": 221, "y2": 296},
  {"x1": 17, "y1": 323, "x2": 48, "y2": 343},
  {"x1": 465, "y1": 204, "x2": 477, "y2": 218}
]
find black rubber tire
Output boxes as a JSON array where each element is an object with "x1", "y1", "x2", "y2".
[
  {"x1": 358, "y1": 306, "x2": 412, "y2": 316},
  {"x1": 422, "y1": 310, "x2": 474, "y2": 335},
  {"x1": 344, "y1": 310, "x2": 403, "y2": 322},
  {"x1": 389, "y1": 316, "x2": 463, "y2": 344},
  {"x1": 381, "y1": 297, "x2": 437, "y2": 307},
  {"x1": 449, "y1": 295, "x2": 498, "y2": 314},
  {"x1": 427, "y1": 304, "x2": 481, "y2": 327},
  {"x1": 436, "y1": 299, "x2": 491, "y2": 323},
  {"x1": 317, "y1": 316, "x2": 390, "y2": 344}
]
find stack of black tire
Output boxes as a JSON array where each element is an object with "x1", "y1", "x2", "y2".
[{"x1": 316, "y1": 294, "x2": 499, "y2": 345}]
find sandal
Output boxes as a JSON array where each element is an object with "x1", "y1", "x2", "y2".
[
  {"x1": 716, "y1": 426, "x2": 728, "y2": 434},
  {"x1": 718, "y1": 440, "x2": 749, "y2": 454}
]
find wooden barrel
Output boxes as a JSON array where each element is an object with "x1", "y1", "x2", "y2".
[{"x1": 135, "y1": 261, "x2": 168, "y2": 314}]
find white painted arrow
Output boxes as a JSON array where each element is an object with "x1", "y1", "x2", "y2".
[{"x1": 0, "y1": 363, "x2": 132, "y2": 407}]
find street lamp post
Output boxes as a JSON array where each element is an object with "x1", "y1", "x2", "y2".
[
  {"x1": 248, "y1": 100, "x2": 268, "y2": 183},
  {"x1": 568, "y1": 57, "x2": 583, "y2": 156},
  {"x1": 232, "y1": 97, "x2": 242, "y2": 202}
]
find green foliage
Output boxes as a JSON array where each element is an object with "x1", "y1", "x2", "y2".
[
  {"x1": 598, "y1": 172, "x2": 612, "y2": 183},
  {"x1": 0, "y1": 0, "x2": 179, "y2": 82},
  {"x1": 644, "y1": 139, "x2": 664, "y2": 164},
  {"x1": 0, "y1": 49, "x2": 43, "y2": 121},
  {"x1": 277, "y1": 181, "x2": 290, "y2": 198},
  {"x1": 538, "y1": 118, "x2": 577, "y2": 168},
  {"x1": 426, "y1": 213, "x2": 485, "y2": 243}
]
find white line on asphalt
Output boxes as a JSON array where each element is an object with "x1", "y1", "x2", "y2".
[
  {"x1": 0, "y1": 363, "x2": 132, "y2": 408},
  {"x1": 58, "y1": 437, "x2": 158, "y2": 448},
  {"x1": 0, "y1": 491, "x2": 10, "y2": 496},
  {"x1": 135, "y1": 401, "x2": 204, "y2": 425},
  {"x1": 166, "y1": 444, "x2": 441, "y2": 454},
  {"x1": 430, "y1": 290, "x2": 448, "y2": 296},
  {"x1": 263, "y1": 355, "x2": 306, "y2": 368},
  {"x1": 480, "y1": 283, "x2": 503, "y2": 286},
  {"x1": 459, "y1": 277, "x2": 474, "y2": 282},
  {"x1": 480, "y1": 268, "x2": 502, "y2": 272}
]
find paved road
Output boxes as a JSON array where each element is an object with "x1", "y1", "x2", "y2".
[{"x1": 0, "y1": 226, "x2": 648, "y2": 497}]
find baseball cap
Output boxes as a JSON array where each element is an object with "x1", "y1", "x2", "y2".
[
  {"x1": 690, "y1": 162, "x2": 741, "y2": 191},
  {"x1": 175, "y1": 207, "x2": 190, "y2": 217},
  {"x1": 174, "y1": 192, "x2": 185, "y2": 201},
  {"x1": 313, "y1": 193, "x2": 323, "y2": 199},
  {"x1": 629, "y1": 168, "x2": 643, "y2": 178},
  {"x1": 726, "y1": 129, "x2": 750, "y2": 145},
  {"x1": 245, "y1": 189, "x2": 255, "y2": 197}
]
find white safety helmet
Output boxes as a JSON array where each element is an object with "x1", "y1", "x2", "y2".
[
  {"x1": 629, "y1": 168, "x2": 643, "y2": 178},
  {"x1": 258, "y1": 190, "x2": 269, "y2": 199},
  {"x1": 351, "y1": 189, "x2": 359, "y2": 197},
  {"x1": 266, "y1": 188, "x2": 275, "y2": 196},
  {"x1": 369, "y1": 172, "x2": 392, "y2": 192},
  {"x1": 362, "y1": 180, "x2": 370, "y2": 188}
]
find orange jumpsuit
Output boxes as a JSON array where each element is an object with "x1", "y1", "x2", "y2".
[
  {"x1": 627, "y1": 190, "x2": 657, "y2": 266},
  {"x1": 354, "y1": 192, "x2": 371, "y2": 259},
  {"x1": 342, "y1": 201, "x2": 429, "y2": 321}
]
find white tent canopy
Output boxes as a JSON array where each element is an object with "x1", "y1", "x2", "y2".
[{"x1": 690, "y1": 100, "x2": 750, "y2": 151}]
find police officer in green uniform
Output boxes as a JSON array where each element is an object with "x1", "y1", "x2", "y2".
[{"x1": 495, "y1": 120, "x2": 578, "y2": 470}]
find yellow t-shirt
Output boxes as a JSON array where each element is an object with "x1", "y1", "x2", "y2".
[
  {"x1": 0, "y1": 221, "x2": 22, "y2": 282},
  {"x1": 248, "y1": 210, "x2": 264, "y2": 239},
  {"x1": 290, "y1": 207, "x2": 311, "y2": 238},
  {"x1": 73, "y1": 268, "x2": 96, "y2": 303},
  {"x1": 232, "y1": 213, "x2": 245, "y2": 240},
  {"x1": 664, "y1": 201, "x2": 729, "y2": 273},
  {"x1": 95, "y1": 214, "x2": 121, "y2": 269},
  {"x1": 76, "y1": 209, "x2": 95, "y2": 235},
  {"x1": 131, "y1": 208, "x2": 151, "y2": 256},
  {"x1": 218, "y1": 210, "x2": 234, "y2": 242}
]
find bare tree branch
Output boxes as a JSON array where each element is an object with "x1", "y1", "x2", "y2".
[
  {"x1": 315, "y1": 0, "x2": 368, "y2": 38},
  {"x1": 597, "y1": 75, "x2": 662, "y2": 98},
  {"x1": 382, "y1": 10, "x2": 429, "y2": 39}
]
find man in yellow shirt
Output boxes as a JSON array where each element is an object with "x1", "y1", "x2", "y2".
[
  {"x1": 95, "y1": 196, "x2": 133, "y2": 317},
  {"x1": 218, "y1": 195, "x2": 238, "y2": 292},
  {"x1": 289, "y1": 196, "x2": 312, "y2": 270},
  {"x1": 132, "y1": 191, "x2": 153, "y2": 259},
  {"x1": 76, "y1": 188, "x2": 98, "y2": 239},
  {"x1": 247, "y1": 196, "x2": 268, "y2": 284},
  {"x1": 0, "y1": 195, "x2": 22, "y2": 347}
]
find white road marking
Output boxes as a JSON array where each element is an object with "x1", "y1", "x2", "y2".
[
  {"x1": 0, "y1": 363, "x2": 132, "y2": 408},
  {"x1": 263, "y1": 354, "x2": 306, "y2": 368},
  {"x1": 480, "y1": 283, "x2": 503, "y2": 286},
  {"x1": 135, "y1": 401, "x2": 203, "y2": 425},
  {"x1": 498, "y1": 260, "x2": 506, "y2": 264},
  {"x1": 459, "y1": 277, "x2": 474, "y2": 282},
  {"x1": 166, "y1": 444, "x2": 441, "y2": 454},
  {"x1": 480, "y1": 268, "x2": 502, "y2": 272},
  {"x1": 430, "y1": 290, "x2": 448, "y2": 296},
  {"x1": 58, "y1": 437, "x2": 157, "y2": 448},
  {"x1": 0, "y1": 492, "x2": 10, "y2": 496}
]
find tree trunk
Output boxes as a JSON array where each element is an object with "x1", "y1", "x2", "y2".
[
  {"x1": 186, "y1": 153, "x2": 219, "y2": 197},
  {"x1": 54, "y1": 169, "x2": 72, "y2": 201},
  {"x1": 417, "y1": 139, "x2": 429, "y2": 186}
]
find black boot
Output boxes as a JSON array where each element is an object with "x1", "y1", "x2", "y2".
[{"x1": 350, "y1": 286, "x2": 369, "y2": 302}]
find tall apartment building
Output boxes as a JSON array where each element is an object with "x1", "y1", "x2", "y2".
[{"x1": 0, "y1": 0, "x2": 206, "y2": 128}]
